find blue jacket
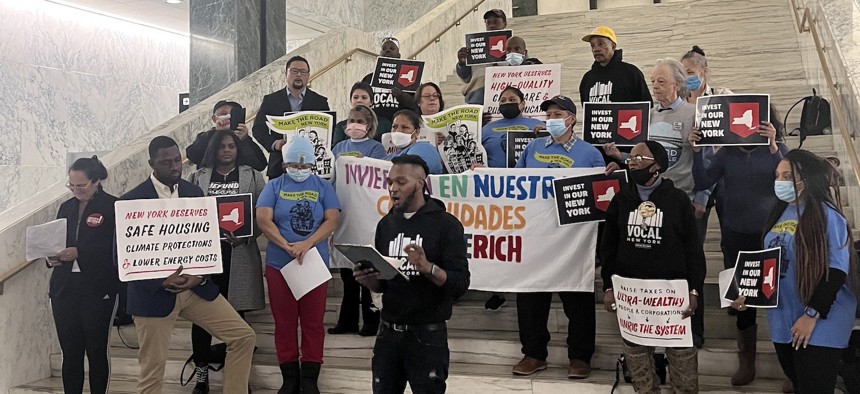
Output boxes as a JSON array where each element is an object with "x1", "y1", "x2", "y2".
[{"x1": 118, "y1": 178, "x2": 219, "y2": 317}]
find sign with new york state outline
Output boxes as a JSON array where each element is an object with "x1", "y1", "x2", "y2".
[
  {"x1": 695, "y1": 94, "x2": 770, "y2": 146},
  {"x1": 583, "y1": 102, "x2": 651, "y2": 147}
]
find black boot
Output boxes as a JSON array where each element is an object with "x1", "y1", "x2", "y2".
[
  {"x1": 191, "y1": 363, "x2": 209, "y2": 394},
  {"x1": 278, "y1": 362, "x2": 300, "y2": 394},
  {"x1": 300, "y1": 362, "x2": 321, "y2": 394}
]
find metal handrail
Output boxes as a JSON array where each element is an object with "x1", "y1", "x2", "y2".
[
  {"x1": 789, "y1": 0, "x2": 860, "y2": 188},
  {"x1": 408, "y1": 0, "x2": 486, "y2": 59},
  {"x1": 0, "y1": 1, "x2": 488, "y2": 295}
]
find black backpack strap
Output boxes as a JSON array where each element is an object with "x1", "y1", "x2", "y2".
[
  {"x1": 784, "y1": 96, "x2": 808, "y2": 137},
  {"x1": 180, "y1": 355, "x2": 196, "y2": 387}
]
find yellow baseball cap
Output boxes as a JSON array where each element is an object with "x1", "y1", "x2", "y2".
[{"x1": 582, "y1": 26, "x2": 617, "y2": 44}]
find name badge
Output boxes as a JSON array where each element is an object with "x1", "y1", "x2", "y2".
[{"x1": 672, "y1": 122, "x2": 683, "y2": 131}]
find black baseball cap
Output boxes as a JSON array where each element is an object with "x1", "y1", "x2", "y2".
[
  {"x1": 540, "y1": 95, "x2": 577, "y2": 114},
  {"x1": 483, "y1": 9, "x2": 506, "y2": 21},
  {"x1": 213, "y1": 100, "x2": 241, "y2": 114}
]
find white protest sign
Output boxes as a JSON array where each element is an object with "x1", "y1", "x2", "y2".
[
  {"x1": 333, "y1": 156, "x2": 598, "y2": 292},
  {"x1": 483, "y1": 63, "x2": 561, "y2": 120},
  {"x1": 424, "y1": 105, "x2": 488, "y2": 174},
  {"x1": 612, "y1": 275, "x2": 693, "y2": 347},
  {"x1": 116, "y1": 198, "x2": 222, "y2": 282}
]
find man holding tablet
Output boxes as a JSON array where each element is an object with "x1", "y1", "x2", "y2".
[{"x1": 353, "y1": 154, "x2": 470, "y2": 394}]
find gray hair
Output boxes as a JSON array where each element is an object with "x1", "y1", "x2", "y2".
[
  {"x1": 655, "y1": 58, "x2": 688, "y2": 99},
  {"x1": 681, "y1": 46, "x2": 708, "y2": 83}
]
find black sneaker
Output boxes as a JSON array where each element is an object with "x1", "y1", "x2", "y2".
[
  {"x1": 484, "y1": 294, "x2": 507, "y2": 311},
  {"x1": 191, "y1": 365, "x2": 209, "y2": 394}
]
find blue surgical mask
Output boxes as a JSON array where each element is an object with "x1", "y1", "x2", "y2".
[
  {"x1": 685, "y1": 74, "x2": 702, "y2": 92},
  {"x1": 546, "y1": 118, "x2": 569, "y2": 137},
  {"x1": 774, "y1": 180, "x2": 797, "y2": 203},
  {"x1": 287, "y1": 167, "x2": 312, "y2": 182},
  {"x1": 506, "y1": 52, "x2": 525, "y2": 66}
]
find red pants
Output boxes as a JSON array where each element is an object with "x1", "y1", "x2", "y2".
[{"x1": 265, "y1": 265, "x2": 328, "y2": 364}]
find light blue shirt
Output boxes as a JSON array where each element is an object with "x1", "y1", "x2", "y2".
[
  {"x1": 332, "y1": 139, "x2": 386, "y2": 160},
  {"x1": 287, "y1": 88, "x2": 307, "y2": 112},
  {"x1": 385, "y1": 141, "x2": 444, "y2": 174},
  {"x1": 481, "y1": 117, "x2": 545, "y2": 168},
  {"x1": 515, "y1": 136, "x2": 605, "y2": 168}
]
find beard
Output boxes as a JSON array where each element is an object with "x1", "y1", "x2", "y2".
[
  {"x1": 291, "y1": 79, "x2": 305, "y2": 90},
  {"x1": 392, "y1": 186, "x2": 420, "y2": 214}
]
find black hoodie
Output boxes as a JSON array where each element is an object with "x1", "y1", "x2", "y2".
[
  {"x1": 599, "y1": 178, "x2": 705, "y2": 293},
  {"x1": 578, "y1": 49, "x2": 653, "y2": 104},
  {"x1": 374, "y1": 196, "x2": 470, "y2": 325}
]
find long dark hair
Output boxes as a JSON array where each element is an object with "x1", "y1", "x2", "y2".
[
  {"x1": 69, "y1": 155, "x2": 108, "y2": 190},
  {"x1": 201, "y1": 130, "x2": 242, "y2": 169},
  {"x1": 763, "y1": 149, "x2": 855, "y2": 303}
]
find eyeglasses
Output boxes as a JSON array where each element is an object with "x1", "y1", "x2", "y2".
[
  {"x1": 624, "y1": 155, "x2": 655, "y2": 165},
  {"x1": 285, "y1": 163, "x2": 314, "y2": 170},
  {"x1": 287, "y1": 68, "x2": 310, "y2": 76},
  {"x1": 420, "y1": 93, "x2": 441, "y2": 100},
  {"x1": 66, "y1": 180, "x2": 93, "y2": 191}
]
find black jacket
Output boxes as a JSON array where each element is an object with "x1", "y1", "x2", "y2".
[
  {"x1": 50, "y1": 190, "x2": 119, "y2": 298},
  {"x1": 185, "y1": 128, "x2": 267, "y2": 172},
  {"x1": 599, "y1": 178, "x2": 706, "y2": 293},
  {"x1": 252, "y1": 87, "x2": 330, "y2": 179},
  {"x1": 360, "y1": 73, "x2": 418, "y2": 123},
  {"x1": 578, "y1": 49, "x2": 652, "y2": 104},
  {"x1": 374, "y1": 197, "x2": 470, "y2": 325}
]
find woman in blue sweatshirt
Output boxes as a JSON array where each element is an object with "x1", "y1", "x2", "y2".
[
  {"x1": 481, "y1": 86, "x2": 544, "y2": 168},
  {"x1": 689, "y1": 117, "x2": 787, "y2": 386},
  {"x1": 331, "y1": 105, "x2": 386, "y2": 160},
  {"x1": 731, "y1": 149, "x2": 856, "y2": 393}
]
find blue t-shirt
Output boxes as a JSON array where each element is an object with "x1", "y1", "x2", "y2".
[
  {"x1": 332, "y1": 139, "x2": 386, "y2": 160},
  {"x1": 481, "y1": 117, "x2": 545, "y2": 168},
  {"x1": 514, "y1": 136, "x2": 605, "y2": 168},
  {"x1": 384, "y1": 141, "x2": 444, "y2": 174},
  {"x1": 764, "y1": 203, "x2": 857, "y2": 348},
  {"x1": 257, "y1": 174, "x2": 341, "y2": 269}
]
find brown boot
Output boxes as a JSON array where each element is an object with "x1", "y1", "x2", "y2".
[{"x1": 731, "y1": 325, "x2": 757, "y2": 386}]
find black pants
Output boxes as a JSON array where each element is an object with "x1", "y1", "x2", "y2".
[
  {"x1": 774, "y1": 342, "x2": 844, "y2": 393},
  {"x1": 51, "y1": 281, "x2": 117, "y2": 394},
  {"x1": 372, "y1": 325, "x2": 449, "y2": 394},
  {"x1": 722, "y1": 228, "x2": 760, "y2": 330},
  {"x1": 192, "y1": 242, "x2": 241, "y2": 364},
  {"x1": 516, "y1": 291, "x2": 595, "y2": 362},
  {"x1": 335, "y1": 268, "x2": 378, "y2": 329},
  {"x1": 692, "y1": 208, "x2": 711, "y2": 346}
]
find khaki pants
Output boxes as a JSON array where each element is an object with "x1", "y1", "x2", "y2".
[{"x1": 134, "y1": 292, "x2": 255, "y2": 394}]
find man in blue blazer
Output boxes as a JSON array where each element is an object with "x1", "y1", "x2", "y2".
[
  {"x1": 120, "y1": 136, "x2": 255, "y2": 394},
  {"x1": 252, "y1": 55, "x2": 331, "y2": 180}
]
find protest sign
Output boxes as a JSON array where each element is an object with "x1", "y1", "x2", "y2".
[
  {"x1": 506, "y1": 130, "x2": 548, "y2": 168},
  {"x1": 553, "y1": 171, "x2": 628, "y2": 225},
  {"x1": 215, "y1": 193, "x2": 254, "y2": 239},
  {"x1": 483, "y1": 64, "x2": 561, "y2": 119},
  {"x1": 266, "y1": 111, "x2": 335, "y2": 178},
  {"x1": 723, "y1": 247, "x2": 781, "y2": 308},
  {"x1": 115, "y1": 198, "x2": 222, "y2": 282},
  {"x1": 582, "y1": 102, "x2": 650, "y2": 146},
  {"x1": 612, "y1": 275, "x2": 693, "y2": 347},
  {"x1": 26, "y1": 219, "x2": 66, "y2": 261},
  {"x1": 465, "y1": 30, "x2": 512, "y2": 65},
  {"x1": 332, "y1": 156, "x2": 600, "y2": 292},
  {"x1": 370, "y1": 57, "x2": 425, "y2": 93},
  {"x1": 695, "y1": 94, "x2": 770, "y2": 146},
  {"x1": 425, "y1": 105, "x2": 488, "y2": 173}
]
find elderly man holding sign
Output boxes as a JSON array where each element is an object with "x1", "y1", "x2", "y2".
[
  {"x1": 600, "y1": 141, "x2": 706, "y2": 393},
  {"x1": 118, "y1": 136, "x2": 255, "y2": 394}
]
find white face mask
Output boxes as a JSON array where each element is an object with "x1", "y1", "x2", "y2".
[
  {"x1": 506, "y1": 52, "x2": 525, "y2": 66},
  {"x1": 286, "y1": 168, "x2": 312, "y2": 182},
  {"x1": 391, "y1": 132, "x2": 413, "y2": 149}
]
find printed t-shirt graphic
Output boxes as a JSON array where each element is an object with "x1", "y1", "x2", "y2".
[
  {"x1": 387, "y1": 233, "x2": 424, "y2": 278},
  {"x1": 648, "y1": 122, "x2": 683, "y2": 169},
  {"x1": 626, "y1": 201, "x2": 664, "y2": 248}
]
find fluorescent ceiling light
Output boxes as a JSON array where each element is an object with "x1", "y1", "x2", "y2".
[{"x1": 165, "y1": 0, "x2": 183, "y2": 4}]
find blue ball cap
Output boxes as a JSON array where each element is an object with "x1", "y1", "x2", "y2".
[{"x1": 282, "y1": 136, "x2": 317, "y2": 165}]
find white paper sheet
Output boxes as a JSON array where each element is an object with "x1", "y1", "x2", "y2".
[
  {"x1": 718, "y1": 268, "x2": 736, "y2": 308},
  {"x1": 26, "y1": 219, "x2": 67, "y2": 261},
  {"x1": 279, "y1": 247, "x2": 332, "y2": 300}
]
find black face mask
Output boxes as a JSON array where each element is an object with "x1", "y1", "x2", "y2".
[
  {"x1": 499, "y1": 103, "x2": 522, "y2": 119},
  {"x1": 629, "y1": 164, "x2": 657, "y2": 186}
]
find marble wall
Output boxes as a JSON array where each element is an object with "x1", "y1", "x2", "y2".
[{"x1": 0, "y1": 1, "x2": 189, "y2": 216}]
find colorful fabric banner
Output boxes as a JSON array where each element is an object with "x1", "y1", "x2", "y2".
[
  {"x1": 612, "y1": 275, "x2": 693, "y2": 347},
  {"x1": 332, "y1": 156, "x2": 600, "y2": 292},
  {"x1": 116, "y1": 197, "x2": 222, "y2": 282}
]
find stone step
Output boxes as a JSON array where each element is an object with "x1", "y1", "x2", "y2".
[
  {"x1": 8, "y1": 377, "x2": 279, "y2": 394},
  {"x1": 47, "y1": 348, "x2": 787, "y2": 393},
  {"x1": 106, "y1": 322, "x2": 786, "y2": 380}
]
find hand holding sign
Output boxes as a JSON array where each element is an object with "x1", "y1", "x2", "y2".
[{"x1": 371, "y1": 57, "x2": 425, "y2": 93}]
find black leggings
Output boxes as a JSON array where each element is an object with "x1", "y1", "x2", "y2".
[
  {"x1": 722, "y1": 228, "x2": 761, "y2": 330},
  {"x1": 334, "y1": 268, "x2": 377, "y2": 329},
  {"x1": 773, "y1": 342, "x2": 844, "y2": 393},
  {"x1": 192, "y1": 242, "x2": 244, "y2": 364},
  {"x1": 51, "y1": 285, "x2": 117, "y2": 394}
]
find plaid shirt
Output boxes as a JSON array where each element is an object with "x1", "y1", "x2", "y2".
[{"x1": 544, "y1": 135, "x2": 576, "y2": 152}]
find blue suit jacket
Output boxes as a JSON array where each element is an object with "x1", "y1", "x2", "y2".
[{"x1": 119, "y1": 178, "x2": 220, "y2": 317}]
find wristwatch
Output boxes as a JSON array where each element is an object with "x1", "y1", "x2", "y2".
[
  {"x1": 430, "y1": 264, "x2": 440, "y2": 277},
  {"x1": 804, "y1": 306, "x2": 820, "y2": 319},
  {"x1": 195, "y1": 275, "x2": 207, "y2": 286},
  {"x1": 689, "y1": 289, "x2": 699, "y2": 297}
]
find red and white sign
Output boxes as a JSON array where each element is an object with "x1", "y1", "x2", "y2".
[
  {"x1": 729, "y1": 102, "x2": 759, "y2": 138},
  {"x1": 592, "y1": 179, "x2": 620, "y2": 212},
  {"x1": 612, "y1": 275, "x2": 693, "y2": 348},
  {"x1": 761, "y1": 257, "x2": 777, "y2": 299},
  {"x1": 616, "y1": 109, "x2": 643, "y2": 141},
  {"x1": 86, "y1": 213, "x2": 104, "y2": 227},
  {"x1": 218, "y1": 201, "x2": 244, "y2": 233},
  {"x1": 398, "y1": 65, "x2": 419, "y2": 88},
  {"x1": 488, "y1": 35, "x2": 507, "y2": 58}
]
